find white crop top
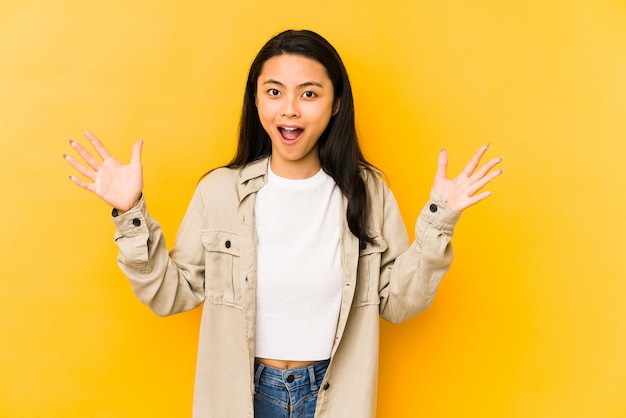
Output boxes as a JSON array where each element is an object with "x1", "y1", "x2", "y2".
[{"x1": 254, "y1": 164, "x2": 343, "y2": 361}]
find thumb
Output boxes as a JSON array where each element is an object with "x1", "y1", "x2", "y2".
[
  {"x1": 131, "y1": 137, "x2": 144, "y2": 166},
  {"x1": 435, "y1": 148, "x2": 448, "y2": 181}
]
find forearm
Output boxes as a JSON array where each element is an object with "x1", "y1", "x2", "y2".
[
  {"x1": 379, "y1": 190, "x2": 460, "y2": 323},
  {"x1": 113, "y1": 195, "x2": 205, "y2": 316}
]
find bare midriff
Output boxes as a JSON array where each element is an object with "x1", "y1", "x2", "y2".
[{"x1": 256, "y1": 358, "x2": 318, "y2": 370}]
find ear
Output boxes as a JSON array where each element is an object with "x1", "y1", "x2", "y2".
[{"x1": 332, "y1": 98, "x2": 341, "y2": 116}]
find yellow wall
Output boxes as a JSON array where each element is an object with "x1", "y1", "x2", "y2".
[{"x1": 2, "y1": 0, "x2": 625, "y2": 416}]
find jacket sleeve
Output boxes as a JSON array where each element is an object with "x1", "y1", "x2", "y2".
[
  {"x1": 112, "y1": 190, "x2": 206, "y2": 317},
  {"x1": 378, "y1": 185, "x2": 461, "y2": 323}
]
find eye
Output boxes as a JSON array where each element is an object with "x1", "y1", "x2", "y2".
[
  {"x1": 303, "y1": 91, "x2": 317, "y2": 99},
  {"x1": 268, "y1": 88, "x2": 280, "y2": 97}
]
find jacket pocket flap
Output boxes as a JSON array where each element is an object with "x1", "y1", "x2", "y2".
[
  {"x1": 359, "y1": 234, "x2": 388, "y2": 256},
  {"x1": 202, "y1": 230, "x2": 240, "y2": 256}
]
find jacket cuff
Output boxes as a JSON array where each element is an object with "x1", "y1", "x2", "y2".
[
  {"x1": 416, "y1": 189, "x2": 461, "y2": 234},
  {"x1": 111, "y1": 195, "x2": 150, "y2": 237}
]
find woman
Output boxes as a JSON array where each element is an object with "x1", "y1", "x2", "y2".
[{"x1": 64, "y1": 29, "x2": 502, "y2": 417}]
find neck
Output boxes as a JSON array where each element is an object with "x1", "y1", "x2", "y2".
[{"x1": 269, "y1": 158, "x2": 321, "y2": 179}]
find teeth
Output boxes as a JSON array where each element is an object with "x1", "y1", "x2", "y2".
[{"x1": 282, "y1": 127, "x2": 298, "y2": 131}]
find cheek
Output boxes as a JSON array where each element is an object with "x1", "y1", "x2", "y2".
[
  {"x1": 255, "y1": 101, "x2": 269, "y2": 122},
  {"x1": 313, "y1": 105, "x2": 334, "y2": 128},
  {"x1": 256, "y1": 106, "x2": 275, "y2": 135},
  {"x1": 256, "y1": 98, "x2": 277, "y2": 118}
]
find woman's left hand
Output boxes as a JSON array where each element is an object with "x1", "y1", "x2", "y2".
[{"x1": 433, "y1": 144, "x2": 503, "y2": 212}]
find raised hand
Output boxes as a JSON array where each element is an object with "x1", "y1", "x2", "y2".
[
  {"x1": 433, "y1": 145, "x2": 503, "y2": 212},
  {"x1": 64, "y1": 131, "x2": 144, "y2": 213}
]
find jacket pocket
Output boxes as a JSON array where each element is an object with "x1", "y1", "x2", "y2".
[
  {"x1": 353, "y1": 234, "x2": 388, "y2": 307},
  {"x1": 201, "y1": 230, "x2": 242, "y2": 309}
]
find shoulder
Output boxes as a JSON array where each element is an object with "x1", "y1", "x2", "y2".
[
  {"x1": 198, "y1": 166, "x2": 240, "y2": 190},
  {"x1": 196, "y1": 158, "x2": 268, "y2": 197},
  {"x1": 195, "y1": 166, "x2": 249, "y2": 206},
  {"x1": 360, "y1": 165, "x2": 390, "y2": 196}
]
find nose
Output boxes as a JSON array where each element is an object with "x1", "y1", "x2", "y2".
[{"x1": 281, "y1": 96, "x2": 300, "y2": 118}]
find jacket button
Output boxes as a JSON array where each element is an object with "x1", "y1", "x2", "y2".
[
  {"x1": 286, "y1": 374, "x2": 295, "y2": 383},
  {"x1": 323, "y1": 382, "x2": 330, "y2": 390},
  {"x1": 360, "y1": 241, "x2": 367, "y2": 251},
  {"x1": 225, "y1": 240, "x2": 231, "y2": 249},
  {"x1": 429, "y1": 204, "x2": 438, "y2": 213},
  {"x1": 132, "y1": 218, "x2": 141, "y2": 227}
]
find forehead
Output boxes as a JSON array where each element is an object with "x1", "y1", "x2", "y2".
[{"x1": 258, "y1": 54, "x2": 331, "y2": 84}]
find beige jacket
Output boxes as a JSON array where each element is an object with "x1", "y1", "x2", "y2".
[{"x1": 112, "y1": 157, "x2": 460, "y2": 417}]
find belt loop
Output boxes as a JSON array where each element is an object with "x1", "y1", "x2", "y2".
[
  {"x1": 308, "y1": 364, "x2": 318, "y2": 391},
  {"x1": 254, "y1": 362, "x2": 265, "y2": 388}
]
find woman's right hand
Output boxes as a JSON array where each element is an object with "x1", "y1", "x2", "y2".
[{"x1": 64, "y1": 131, "x2": 144, "y2": 213}]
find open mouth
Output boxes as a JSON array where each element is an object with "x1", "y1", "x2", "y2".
[{"x1": 278, "y1": 127, "x2": 304, "y2": 141}]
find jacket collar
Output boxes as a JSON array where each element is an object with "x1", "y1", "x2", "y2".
[{"x1": 237, "y1": 157, "x2": 269, "y2": 202}]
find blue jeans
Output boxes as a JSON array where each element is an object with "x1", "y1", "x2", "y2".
[{"x1": 254, "y1": 359, "x2": 330, "y2": 418}]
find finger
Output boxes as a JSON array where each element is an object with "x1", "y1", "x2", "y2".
[
  {"x1": 435, "y1": 148, "x2": 449, "y2": 180},
  {"x1": 68, "y1": 174, "x2": 95, "y2": 193},
  {"x1": 63, "y1": 153, "x2": 96, "y2": 181},
  {"x1": 84, "y1": 131, "x2": 113, "y2": 161},
  {"x1": 69, "y1": 139, "x2": 102, "y2": 171},
  {"x1": 130, "y1": 138, "x2": 144, "y2": 166},
  {"x1": 471, "y1": 156, "x2": 503, "y2": 181},
  {"x1": 462, "y1": 144, "x2": 490, "y2": 176},
  {"x1": 467, "y1": 167, "x2": 503, "y2": 196},
  {"x1": 464, "y1": 190, "x2": 493, "y2": 208}
]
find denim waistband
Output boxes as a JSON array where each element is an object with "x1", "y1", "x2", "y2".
[{"x1": 254, "y1": 359, "x2": 330, "y2": 392}]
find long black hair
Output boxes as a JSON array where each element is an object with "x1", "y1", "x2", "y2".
[{"x1": 228, "y1": 29, "x2": 376, "y2": 244}]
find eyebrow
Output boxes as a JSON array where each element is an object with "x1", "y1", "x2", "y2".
[{"x1": 262, "y1": 79, "x2": 325, "y2": 89}]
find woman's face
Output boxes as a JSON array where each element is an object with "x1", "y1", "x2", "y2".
[{"x1": 256, "y1": 54, "x2": 337, "y2": 179}]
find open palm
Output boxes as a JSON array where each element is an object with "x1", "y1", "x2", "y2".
[
  {"x1": 433, "y1": 145, "x2": 503, "y2": 212},
  {"x1": 64, "y1": 131, "x2": 144, "y2": 212}
]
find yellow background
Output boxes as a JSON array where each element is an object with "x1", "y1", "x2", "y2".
[{"x1": 2, "y1": 0, "x2": 625, "y2": 416}]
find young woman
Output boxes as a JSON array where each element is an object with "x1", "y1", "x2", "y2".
[{"x1": 64, "y1": 30, "x2": 502, "y2": 418}]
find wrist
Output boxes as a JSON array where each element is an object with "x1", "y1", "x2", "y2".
[{"x1": 112, "y1": 195, "x2": 142, "y2": 217}]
